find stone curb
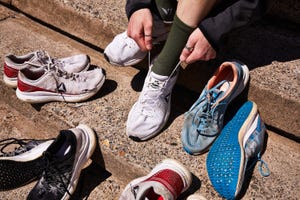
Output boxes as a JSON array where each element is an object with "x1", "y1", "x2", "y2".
[{"x1": 0, "y1": 0, "x2": 299, "y2": 137}]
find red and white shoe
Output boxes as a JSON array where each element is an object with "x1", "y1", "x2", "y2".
[
  {"x1": 119, "y1": 159, "x2": 192, "y2": 200},
  {"x1": 3, "y1": 50, "x2": 90, "y2": 88},
  {"x1": 16, "y1": 65, "x2": 105, "y2": 103}
]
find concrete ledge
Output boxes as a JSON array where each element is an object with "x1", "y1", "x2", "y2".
[
  {"x1": 0, "y1": 0, "x2": 299, "y2": 137},
  {"x1": 0, "y1": 6, "x2": 300, "y2": 199},
  {"x1": 10, "y1": 0, "x2": 128, "y2": 48}
]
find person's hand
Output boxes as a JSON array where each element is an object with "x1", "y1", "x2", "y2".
[
  {"x1": 127, "y1": 9, "x2": 153, "y2": 52},
  {"x1": 180, "y1": 28, "x2": 216, "y2": 64}
]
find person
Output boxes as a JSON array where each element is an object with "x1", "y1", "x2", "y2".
[{"x1": 104, "y1": 0, "x2": 266, "y2": 141}]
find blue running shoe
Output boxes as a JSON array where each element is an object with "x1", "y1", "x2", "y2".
[
  {"x1": 206, "y1": 101, "x2": 270, "y2": 200},
  {"x1": 181, "y1": 61, "x2": 249, "y2": 155}
]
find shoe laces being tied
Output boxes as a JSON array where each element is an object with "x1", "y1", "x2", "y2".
[
  {"x1": 0, "y1": 138, "x2": 48, "y2": 157},
  {"x1": 139, "y1": 55, "x2": 181, "y2": 116},
  {"x1": 192, "y1": 80, "x2": 228, "y2": 137}
]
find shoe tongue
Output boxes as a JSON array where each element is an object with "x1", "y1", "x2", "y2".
[
  {"x1": 208, "y1": 80, "x2": 230, "y2": 101},
  {"x1": 148, "y1": 72, "x2": 168, "y2": 90},
  {"x1": 136, "y1": 181, "x2": 174, "y2": 200},
  {"x1": 32, "y1": 50, "x2": 50, "y2": 65}
]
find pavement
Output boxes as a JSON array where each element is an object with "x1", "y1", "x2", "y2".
[{"x1": 0, "y1": 1, "x2": 299, "y2": 200}]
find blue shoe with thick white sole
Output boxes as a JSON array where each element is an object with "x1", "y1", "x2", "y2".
[
  {"x1": 181, "y1": 61, "x2": 249, "y2": 155},
  {"x1": 206, "y1": 101, "x2": 270, "y2": 200}
]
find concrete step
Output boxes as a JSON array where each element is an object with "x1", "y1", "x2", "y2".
[
  {"x1": 0, "y1": 5, "x2": 299, "y2": 200},
  {"x1": 1, "y1": 0, "x2": 299, "y2": 137},
  {"x1": 0, "y1": 94, "x2": 126, "y2": 200}
]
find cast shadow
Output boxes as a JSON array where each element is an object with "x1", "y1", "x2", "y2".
[
  {"x1": 222, "y1": 78, "x2": 250, "y2": 126},
  {"x1": 218, "y1": 17, "x2": 300, "y2": 70},
  {"x1": 70, "y1": 132, "x2": 112, "y2": 200},
  {"x1": 178, "y1": 173, "x2": 202, "y2": 200}
]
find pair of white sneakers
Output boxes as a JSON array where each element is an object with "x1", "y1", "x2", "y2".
[
  {"x1": 3, "y1": 50, "x2": 105, "y2": 103},
  {"x1": 104, "y1": 19, "x2": 177, "y2": 141}
]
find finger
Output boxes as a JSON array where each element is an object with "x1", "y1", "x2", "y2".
[
  {"x1": 186, "y1": 50, "x2": 209, "y2": 64},
  {"x1": 180, "y1": 45, "x2": 194, "y2": 62},
  {"x1": 135, "y1": 34, "x2": 147, "y2": 52},
  {"x1": 144, "y1": 26, "x2": 153, "y2": 51},
  {"x1": 127, "y1": 25, "x2": 147, "y2": 51},
  {"x1": 185, "y1": 51, "x2": 199, "y2": 64}
]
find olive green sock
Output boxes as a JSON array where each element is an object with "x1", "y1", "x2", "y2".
[{"x1": 152, "y1": 14, "x2": 194, "y2": 76}]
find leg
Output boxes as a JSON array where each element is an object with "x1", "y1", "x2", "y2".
[
  {"x1": 126, "y1": 0, "x2": 218, "y2": 140},
  {"x1": 152, "y1": 0, "x2": 217, "y2": 76}
]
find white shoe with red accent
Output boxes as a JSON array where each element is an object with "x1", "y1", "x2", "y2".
[
  {"x1": 16, "y1": 65, "x2": 105, "y2": 103},
  {"x1": 3, "y1": 50, "x2": 90, "y2": 88},
  {"x1": 119, "y1": 159, "x2": 192, "y2": 200}
]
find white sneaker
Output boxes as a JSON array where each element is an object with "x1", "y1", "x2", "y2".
[
  {"x1": 126, "y1": 66, "x2": 179, "y2": 141},
  {"x1": 104, "y1": 18, "x2": 170, "y2": 66},
  {"x1": 16, "y1": 65, "x2": 105, "y2": 103},
  {"x1": 3, "y1": 50, "x2": 90, "y2": 88}
]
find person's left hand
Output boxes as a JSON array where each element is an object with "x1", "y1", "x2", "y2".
[{"x1": 180, "y1": 28, "x2": 216, "y2": 64}]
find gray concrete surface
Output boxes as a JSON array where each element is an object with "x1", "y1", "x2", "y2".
[
  {"x1": 0, "y1": 5, "x2": 300, "y2": 200},
  {"x1": 1, "y1": 0, "x2": 299, "y2": 137}
]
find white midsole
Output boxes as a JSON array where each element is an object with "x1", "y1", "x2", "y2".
[
  {"x1": 0, "y1": 140, "x2": 53, "y2": 162},
  {"x1": 16, "y1": 77, "x2": 105, "y2": 103}
]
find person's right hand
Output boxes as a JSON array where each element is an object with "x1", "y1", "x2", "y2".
[{"x1": 127, "y1": 9, "x2": 153, "y2": 52}]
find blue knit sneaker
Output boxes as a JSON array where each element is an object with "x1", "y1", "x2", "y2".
[
  {"x1": 206, "y1": 101, "x2": 270, "y2": 200},
  {"x1": 181, "y1": 61, "x2": 249, "y2": 155}
]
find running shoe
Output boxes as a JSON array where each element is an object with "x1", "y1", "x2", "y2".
[
  {"x1": 104, "y1": 16, "x2": 170, "y2": 66},
  {"x1": 206, "y1": 101, "x2": 270, "y2": 200},
  {"x1": 16, "y1": 64, "x2": 105, "y2": 103},
  {"x1": 126, "y1": 65, "x2": 179, "y2": 141},
  {"x1": 181, "y1": 61, "x2": 250, "y2": 155},
  {"x1": 0, "y1": 138, "x2": 54, "y2": 190},
  {"x1": 27, "y1": 124, "x2": 96, "y2": 200},
  {"x1": 119, "y1": 159, "x2": 192, "y2": 200},
  {"x1": 3, "y1": 50, "x2": 90, "y2": 88}
]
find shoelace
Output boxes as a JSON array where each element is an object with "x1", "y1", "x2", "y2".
[
  {"x1": 41, "y1": 151, "x2": 73, "y2": 197},
  {"x1": 0, "y1": 138, "x2": 49, "y2": 157},
  {"x1": 35, "y1": 50, "x2": 52, "y2": 65},
  {"x1": 25, "y1": 59, "x2": 87, "y2": 108},
  {"x1": 36, "y1": 50, "x2": 65, "y2": 68},
  {"x1": 191, "y1": 81, "x2": 228, "y2": 137},
  {"x1": 246, "y1": 154, "x2": 271, "y2": 181},
  {"x1": 139, "y1": 52, "x2": 181, "y2": 116},
  {"x1": 247, "y1": 152, "x2": 270, "y2": 177}
]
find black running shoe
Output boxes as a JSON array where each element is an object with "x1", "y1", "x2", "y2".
[
  {"x1": 0, "y1": 138, "x2": 54, "y2": 190},
  {"x1": 27, "y1": 124, "x2": 96, "y2": 200}
]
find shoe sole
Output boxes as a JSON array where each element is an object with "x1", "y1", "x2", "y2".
[
  {"x1": 15, "y1": 76, "x2": 105, "y2": 103},
  {"x1": 206, "y1": 101, "x2": 258, "y2": 199},
  {"x1": 61, "y1": 124, "x2": 96, "y2": 200},
  {"x1": 0, "y1": 140, "x2": 53, "y2": 191},
  {"x1": 121, "y1": 159, "x2": 192, "y2": 198},
  {"x1": 3, "y1": 75, "x2": 17, "y2": 88},
  {"x1": 104, "y1": 52, "x2": 146, "y2": 67}
]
